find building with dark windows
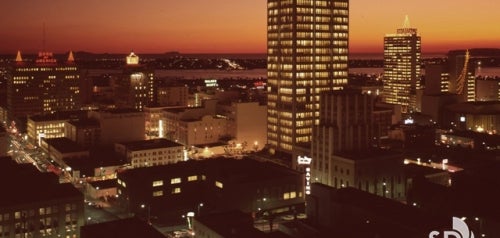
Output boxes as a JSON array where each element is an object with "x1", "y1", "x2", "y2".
[
  {"x1": 113, "y1": 52, "x2": 155, "y2": 111},
  {"x1": 0, "y1": 157, "x2": 84, "y2": 238},
  {"x1": 7, "y1": 51, "x2": 82, "y2": 130},
  {"x1": 266, "y1": 0, "x2": 349, "y2": 153},
  {"x1": 64, "y1": 118, "x2": 101, "y2": 149},
  {"x1": 87, "y1": 109, "x2": 145, "y2": 145},
  {"x1": 80, "y1": 217, "x2": 164, "y2": 238},
  {"x1": 157, "y1": 84, "x2": 189, "y2": 107},
  {"x1": 311, "y1": 90, "x2": 393, "y2": 186},
  {"x1": 295, "y1": 183, "x2": 448, "y2": 238},
  {"x1": 383, "y1": 16, "x2": 421, "y2": 113},
  {"x1": 116, "y1": 158, "x2": 304, "y2": 220}
]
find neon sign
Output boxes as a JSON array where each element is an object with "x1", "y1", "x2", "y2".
[{"x1": 297, "y1": 156, "x2": 312, "y2": 195}]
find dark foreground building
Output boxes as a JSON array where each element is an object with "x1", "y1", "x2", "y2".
[
  {"x1": 80, "y1": 217, "x2": 164, "y2": 238},
  {"x1": 116, "y1": 157, "x2": 304, "y2": 221},
  {"x1": 0, "y1": 157, "x2": 84, "y2": 238}
]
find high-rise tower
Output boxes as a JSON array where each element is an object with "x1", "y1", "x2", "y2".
[
  {"x1": 7, "y1": 51, "x2": 81, "y2": 123},
  {"x1": 114, "y1": 51, "x2": 155, "y2": 111},
  {"x1": 267, "y1": 0, "x2": 349, "y2": 153},
  {"x1": 383, "y1": 16, "x2": 421, "y2": 113}
]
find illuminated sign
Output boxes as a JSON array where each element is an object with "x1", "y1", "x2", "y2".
[
  {"x1": 297, "y1": 156, "x2": 312, "y2": 165},
  {"x1": 404, "y1": 118, "x2": 414, "y2": 125},
  {"x1": 297, "y1": 156, "x2": 312, "y2": 195},
  {"x1": 158, "y1": 120, "x2": 164, "y2": 138},
  {"x1": 305, "y1": 167, "x2": 311, "y2": 195},
  {"x1": 204, "y1": 79, "x2": 218, "y2": 87},
  {"x1": 460, "y1": 116, "x2": 466, "y2": 122}
]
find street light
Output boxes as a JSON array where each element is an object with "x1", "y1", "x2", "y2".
[
  {"x1": 197, "y1": 203, "x2": 204, "y2": 217},
  {"x1": 141, "y1": 204, "x2": 151, "y2": 224}
]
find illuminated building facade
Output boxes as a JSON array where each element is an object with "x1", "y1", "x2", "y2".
[
  {"x1": 383, "y1": 17, "x2": 421, "y2": 113},
  {"x1": 162, "y1": 100, "x2": 228, "y2": 146},
  {"x1": 26, "y1": 111, "x2": 87, "y2": 145},
  {"x1": 448, "y1": 50, "x2": 476, "y2": 102},
  {"x1": 7, "y1": 51, "x2": 82, "y2": 123},
  {"x1": 144, "y1": 106, "x2": 169, "y2": 139},
  {"x1": 267, "y1": 0, "x2": 349, "y2": 152},
  {"x1": 114, "y1": 52, "x2": 155, "y2": 111},
  {"x1": 114, "y1": 139, "x2": 184, "y2": 168}
]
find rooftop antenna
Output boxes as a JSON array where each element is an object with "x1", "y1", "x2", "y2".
[
  {"x1": 42, "y1": 22, "x2": 46, "y2": 51},
  {"x1": 403, "y1": 15, "x2": 411, "y2": 28}
]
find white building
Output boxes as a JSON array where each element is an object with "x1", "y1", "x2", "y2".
[{"x1": 115, "y1": 138, "x2": 184, "y2": 168}]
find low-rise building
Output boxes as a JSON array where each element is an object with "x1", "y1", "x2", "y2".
[
  {"x1": 217, "y1": 101, "x2": 267, "y2": 151},
  {"x1": 88, "y1": 109, "x2": 145, "y2": 145},
  {"x1": 193, "y1": 210, "x2": 288, "y2": 238},
  {"x1": 116, "y1": 158, "x2": 304, "y2": 220},
  {"x1": 65, "y1": 118, "x2": 101, "y2": 149},
  {"x1": 299, "y1": 183, "x2": 448, "y2": 238},
  {"x1": 313, "y1": 149, "x2": 408, "y2": 201},
  {"x1": 87, "y1": 179, "x2": 118, "y2": 200},
  {"x1": 162, "y1": 99, "x2": 230, "y2": 146},
  {"x1": 41, "y1": 137, "x2": 89, "y2": 168},
  {"x1": 27, "y1": 111, "x2": 87, "y2": 145},
  {"x1": 80, "y1": 217, "x2": 164, "y2": 238},
  {"x1": 115, "y1": 139, "x2": 185, "y2": 168},
  {"x1": 157, "y1": 85, "x2": 189, "y2": 107}
]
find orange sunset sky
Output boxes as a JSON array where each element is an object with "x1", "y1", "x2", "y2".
[{"x1": 1, "y1": 0, "x2": 499, "y2": 54}]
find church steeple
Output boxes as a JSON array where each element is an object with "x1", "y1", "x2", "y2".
[{"x1": 15, "y1": 50, "x2": 23, "y2": 62}]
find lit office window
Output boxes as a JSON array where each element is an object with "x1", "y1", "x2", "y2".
[
  {"x1": 153, "y1": 190, "x2": 163, "y2": 197},
  {"x1": 171, "y1": 178, "x2": 181, "y2": 184},
  {"x1": 215, "y1": 181, "x2": 223, "y2": 189},
  {"x1": 152, "y1": 180, "x2": 163, "y2": 187},
  {"x1": 172, "y1": 187, "x2": 181, "y2": 194}
]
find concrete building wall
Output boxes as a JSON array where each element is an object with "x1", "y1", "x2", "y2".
[
  {"x1": 89, "y1": 111, "x2": 145, "y2": 145},
  {"x1": 234, "y1": 102, "x2": 267, "y2": 151}
]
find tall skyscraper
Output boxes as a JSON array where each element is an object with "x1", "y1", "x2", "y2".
[
  {"x1": 383, "y1": 16, "x2": 421, "y2": 113},
  {"x1": 114, "y1": 52, "x2": 155, "y2": 111},
  {"x1": 448, "y1": 50, "x2": 476, "y2": 102},
  {"x1": 7, "y1": 51, "x2": 81, "y2": 125},
  {"x1": 267, "y1": 0, "x2": 349, "y2": 153}
]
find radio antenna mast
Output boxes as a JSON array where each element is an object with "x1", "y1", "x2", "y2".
[{"x1": 43, "y1": 22, "x2": 46, "y2": 51}]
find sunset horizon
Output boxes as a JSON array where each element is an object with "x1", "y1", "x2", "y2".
[{"x1": 2, "y1": 1, "x2": 499, "y2": 55}]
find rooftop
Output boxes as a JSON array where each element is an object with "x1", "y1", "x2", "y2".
[
  {"x1": 195, "y1": 211, "x2": 276, "y2": 238},
  {"x1": 29, "y1": 110, "x2": 87, "y2": 122},
  {"x1": 334, "y1": 148, "x2": 403, "y2": 161},
  {"x1": 67, "y1": 118, "x2": 100, "y2": 128},
  {"x1": 120, "y1": 157, "x2": 301, "y2": 184},
  {"x1": 44, "y1": 137, "x2": 86, "y2": 153},
  {"x1": 118, "y1": 138, "x2": 184, "y2": 151},
  {"x1": 0, "y1": 157, "x2": 82, "y2": 208},
  {"x1": 80, "y1": 217, "x2": 164, "y2": 238},
  {"x1": 446, "y1": 101, "x2": 500, "y2": 114},
  {"x1": 89, "y1": 179, "x2": 117, "y2": 189},
  {"x1": 100, "y1": 108, "x2": 142, "y2": 114}
]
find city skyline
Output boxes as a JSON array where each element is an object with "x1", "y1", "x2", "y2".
[{"x1": 1, "y1": 0, "x2": 499, "y2": 54}]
